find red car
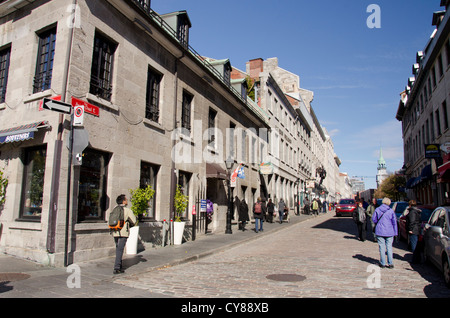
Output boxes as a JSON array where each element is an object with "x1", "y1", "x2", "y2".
[
  {"x1": 335, "y1": 199, "x2": 356, "y2": 217},
  {"x1": 398, "y1": 205, "x2": 436, "y2": 242}
]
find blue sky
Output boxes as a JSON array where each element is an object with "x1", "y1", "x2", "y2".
[{"x1": 152, "y1": 0, "x2": 441, "y2": 189}]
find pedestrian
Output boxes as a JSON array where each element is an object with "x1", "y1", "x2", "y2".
[
  {"x1": 267, "y1": 198, "x2": 275, "y2": 223},
  {"x1": 206, "y1": 198, "x2": 214, "y2": 224},
  {"x1": 238, "y1": 199, "x2": 250, "y2": 231},
  {"x1": 253, "y1": 197, "x2": 266, "y2": 233},
  {"x1": 311, "y1": 198, "x2": 319, "y2": 216},
  {"x1": 406, "y1": 200, "x2": 422, "y2": 263},
  {"x1": 111, "y1": 194, "x2": 136, "y2": 274},
  {"x1": 372, "y1": 197, "x2": 398, "y2": 268},
  {"x1": 322, "y1": 200, "x2": 328, "y2": 213},
  {"x1": 304, "y1": 198, "x2": 310, "y2": 215},
  {"x1": 353, "y1": 201, "x2": 367, "y2": 241},
  {"x1": 366, "y1": 197, "x2": 378, "y2": 242},
  {"x1": 278, "y1": 198, "x2": 286, "y2": 224}
]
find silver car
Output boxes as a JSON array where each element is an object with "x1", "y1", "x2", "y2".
[{"x1": 423, "y1": 206, "x2": 450, "y2": 287}]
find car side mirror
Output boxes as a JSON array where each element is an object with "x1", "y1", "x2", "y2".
[{"x1": 430, "y1": 226, "x2": 443, "y2": 236}]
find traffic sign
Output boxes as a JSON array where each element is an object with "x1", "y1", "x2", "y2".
[
  {"x1": 71, "y1": 97, "x2": 99, "y2": 117},
  {"x1": 42, "y1": 98, "x2": 72, "y2": 114},
  {"x1": 73, "y1": 105, "x2": 84, "y2": 126}
]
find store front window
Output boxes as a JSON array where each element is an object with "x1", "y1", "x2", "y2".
[
  {"x1": 77, "y1": 148, "x2": 110, "y2": 222},
  {"x1": 19, "y1": 145, "x2": 47, "y2": 221},
  {"x1": 140, "y1": 161, "x2": 159, "y2": 220}
]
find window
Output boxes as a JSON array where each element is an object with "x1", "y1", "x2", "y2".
[
  {"x1": 208, "y1": 108, "x2": 217, "y2": 147},
  {"x1": 33, "y1": 27, "x2": 56, "y2": 93},
  {"x1": 140, "y1": 162, "x2": 159, "y2": 220},
  {"x1": 177, "y1": 14, "x2": 190, "y2": 46},
  {"x1": 446, "y1": 39, "x2": 450, "y2": 67},
  {"x1": 430, "y1": 113, "x2": 435, "y2": 141},
  {"x1": 432, "y1": 66, "x2": 437, "y2": 87},
  {"x1": 224, "y1": 63, "x2": 231, "y2": 86},
  {"x1": 436, "y1": 109, "x2": 442, "y2": 136},
  {"x1": 177, "y1": 171, "x2": 191, "y2": 220},
  {"x1": 438, "y1": 54, "x2": 444, "y2": 78},
  {"x1": 90, "y1": 32, "x2": 117, "y2": 101},
  {"x1": 443, "y1": 101, "x2": 449, "y2": 131},
  {"x1": 0, "y1": 46, "x2": 11, "y2": 103},
  {"x1": 228, "y1": 122, "x2": 236, "y2": 159},
  {"x1": 19, "y1": 146, "x2": 47, "y2": 221},
  {"x1": 77, "y1": 148, "x2": 110, "y2": 222},
  {"x1": 146, "y1": 66, "x2": 162, "y2": 122},
  {"x1": 181, "y1": 90, "x2": 193, "y2": 131}
]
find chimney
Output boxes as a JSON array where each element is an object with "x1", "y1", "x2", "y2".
[{"x1": 247, "y1": 58, "x2": 264, "y2": 79}]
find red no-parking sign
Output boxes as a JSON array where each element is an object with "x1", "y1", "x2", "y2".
[{"x1": 73, "y1": 105, "x2": 84, "y2": 126}]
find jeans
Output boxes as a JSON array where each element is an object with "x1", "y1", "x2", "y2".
[
  {"x1": 377, "y1": 236, "x2": 394, "y2": 266},
  {"x1": 114, "y1": 237, "x2": 128, "y2": 270},
  {"x1": 255, "y1": 218, "x2": 263, "y2": 232},
  {"x1": 279, "y1": 211, "x2": 284, "y2": 223},
  {"x1": 409, "y1": 234, "x2": 418, "y2": 252}
]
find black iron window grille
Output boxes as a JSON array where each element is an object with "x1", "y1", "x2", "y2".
[
  {"x1": 0, "y1": 46, "x2": 10, "y2": 103},
  {"x1": 33, "y1": 27, "x2": 56, "y2": 93},
  {"x1": 181, "y1": 91, "x2": 193, "y2": 132},
  {"x1": 146, "y1": 67, "x2": 162, "y2": 122},
  {"x1": 90, "y1": 32, "x2": 117, "y2": 101}
]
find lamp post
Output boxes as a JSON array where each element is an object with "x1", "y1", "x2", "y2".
[
  {"x1": 295, "y1": 178, "x2": 300, "y2": 215},
  {"x1": 225, "y1": 157, "x2": 234, "y2": 234}
]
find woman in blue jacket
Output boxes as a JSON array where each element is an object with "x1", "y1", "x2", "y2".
[{"x1": 372, "y1": 197, "x2": 398, "y2": 268}]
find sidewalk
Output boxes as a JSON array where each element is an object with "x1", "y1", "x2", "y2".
[{"x1": 0, "y1": 211, "x2": 318, "y2": 298}]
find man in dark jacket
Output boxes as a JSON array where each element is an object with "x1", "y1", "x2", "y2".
[{"x1": 406, "y1": 200, "x2": 422, "y2": 262}]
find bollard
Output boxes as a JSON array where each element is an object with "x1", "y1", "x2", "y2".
[
  {"x1": 161, "y1": 219, "x2": 167, "y2": 247},
  {"x1": 192, "y1": 205, "x2": 196, "y2": 241}
]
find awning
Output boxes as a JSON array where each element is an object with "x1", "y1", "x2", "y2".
[
  {"x1": 420, "y1": 164, "x2": 432, "y2": 181},
  {"x1": 438, "y1": 161, "x2": 450, "y2": 183},
  {"x1": 206, "y1": 163, "x2": 227, "y2": 180},
  {"x1": 0, "y1": 121, "x2": 49, "y2": 144}
]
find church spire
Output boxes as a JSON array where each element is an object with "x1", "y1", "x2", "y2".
[{"x1": 377, "y1": 147, "x2": 386, "y2": 170}]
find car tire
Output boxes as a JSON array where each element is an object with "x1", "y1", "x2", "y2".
[{"x1": 442, "y1": 256, "x2": 450, "y2": 288}]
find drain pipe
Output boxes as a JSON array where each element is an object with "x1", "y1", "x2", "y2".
[
  {"x1": 169, "y1": 52, "x2": 184, "y2": 245},
  {"x1": 63, "y1": 0, "x2": 77, "y2": 267}
]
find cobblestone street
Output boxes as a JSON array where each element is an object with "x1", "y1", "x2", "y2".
[{"x1": 115, "y1": 212, "x2": 450, "y2": 298}]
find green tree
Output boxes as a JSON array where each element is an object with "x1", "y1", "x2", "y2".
[
  {"x1": 174, "y1": 185, "x2": 189, "y2": 222},
  {"x1": 0, "y1": 169, "x2": 8, "y2": 206},
  {"x1": 129, "y1": 185, "x2": 155, "y2": 221},
  {"x1": 374, "y1": 174, "x2": 406, "y2": 201}
]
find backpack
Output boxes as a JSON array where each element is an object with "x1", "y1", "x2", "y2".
[
  {"x1": 109, "y1": 206, "x2": 125, "y2": 231},
  {"x1": 254, "y1": 202, "x2": 262, "y2": 214}
]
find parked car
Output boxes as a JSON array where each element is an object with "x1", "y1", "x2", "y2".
[
  {"x1": 390, "y1": 201, "x2": 409, "y2": 219},
  {"x1": 398, "y1": 205, "x2": 436, "y2": 242},
  {"x1": 335, "y1": 199, "x2": 356, "y2": 217},
  {"x1": 423, "y1": 206, "x2": 450, "y2": 287}
]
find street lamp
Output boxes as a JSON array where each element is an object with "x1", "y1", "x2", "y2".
[
  {"x1": 225, "y1": 157, "x2": 234, "y2": 234},
  {"x1": 294, "y1": 178, "x2": 300, "y2": 215}
]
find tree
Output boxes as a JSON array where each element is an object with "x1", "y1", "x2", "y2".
[
  {"x1": 246, "y1": 76, "x2": 256, "y2": 102},
  {"x1": 0, "y1": 169, "x2": 8, "y2": 206},
  {"x1": 374, "y1": 174, "x2": 406, "y2": 201}
]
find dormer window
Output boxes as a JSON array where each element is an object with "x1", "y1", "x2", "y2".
[
  {"x1": 223, "y1": 63, "x2": 231, "y2": 85},
  {"x1": 177, "y1": 13, "x2": 190, "y2": 46},
  {"x1": 160, "y1": 11, "x2": 192, "y2": 47}
]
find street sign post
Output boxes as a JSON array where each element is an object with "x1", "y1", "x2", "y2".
[{"x1": 42, "y1": 98, "x2": 72, "y2": 114}]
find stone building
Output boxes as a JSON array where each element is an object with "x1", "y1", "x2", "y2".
[
  {"x1": 396, "y1": 0, "x2": 450, "y2": 205},
  {"x1": 0, "y1": 0, "x2": 268, "y2": 265}
]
